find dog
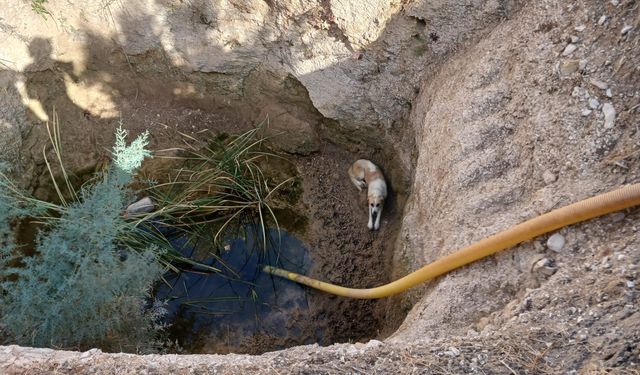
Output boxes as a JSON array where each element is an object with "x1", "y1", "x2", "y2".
[{"x1": 348, "y1": 159, "x2": 387, "y2": 230}]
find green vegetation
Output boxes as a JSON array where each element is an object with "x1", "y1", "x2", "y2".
[
  {"x1": 30, "y1": 0, "x2": 53, "y2": 20},
  {"x1": 0, "y1": 121, "x2": 163, "y2": 352},
  {"x1": 143, "y1": 127, "x2": 293, "y2": 253},
  {"x1": 0, "y1": 117, "x2": 295, "y2": 352}
]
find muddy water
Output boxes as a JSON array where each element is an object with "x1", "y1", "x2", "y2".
[{"x1": 156, "y1": 227, "x2": 321, "y2": 354}]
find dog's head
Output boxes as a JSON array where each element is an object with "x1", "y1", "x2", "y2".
[{"x1": 368, "y1": 194, "x2": 384, "y2": 216}]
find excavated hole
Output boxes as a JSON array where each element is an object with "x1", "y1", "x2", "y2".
[{"x1": 14, "y1": 60, "x2": 414, "y2": 354}]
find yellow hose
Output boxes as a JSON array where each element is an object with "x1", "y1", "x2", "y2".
[{"x1": 264, "y1": 183, "x2": 640, "y2": 299}]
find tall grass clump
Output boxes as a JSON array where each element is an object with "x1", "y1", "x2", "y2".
[
  {"x1": 0, "y1": 121, "x2": 166, "y2": 352},
  {"x1": 145, "y1": 127, "x2": 293, "y2": 253}
]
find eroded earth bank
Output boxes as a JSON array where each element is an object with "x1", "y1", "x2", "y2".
[{"x1": 1, "y1": 0, "x2": 639, "y2": 373}]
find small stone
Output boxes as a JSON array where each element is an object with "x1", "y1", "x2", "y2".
[
  {"x1": 575, "y1": 25, "x2": 586, "y2": 32},
  {"x1": 446, "y1": 347, "x2": 460, "y2": 357},
  {"x1": 542, "y1": 170, "x2": 557, "y2": 184},
  {"x1": 570, "y1": 35, "x2": 580, "y2": 43},
  {"x1": 589, "y1": 98, "x2": 601, "y2": 109},
  {"x1": 606, "y1": 88, "x2": 612, "y2": 98},
  {"x1": 581, "y1": 108, "x2": 592, "y2": 116},
  {"x1": 559, "y1": 60, "x2": 580, "y2": 76},
  {"x1": 602, "y1": 103, "x2": 616, "y2": 129},
  {"x1": 125, "y1": 197, "x2": 154, "y2": 216},
  {"x1": 80, "y1": 348, "x2": 102, "y2": 359},
  {"x1": 626, "y1": 280, "x2": 636, "y2": 289},
  {"x1": 589, "y1": 79, "x2": 608, "y2": 90},
  {"x1": 611, "y1": 0, "x2": 619, "y2": 5},
  {"x1": 621, "y1": 25, "x2": 632, "y2": 35},
  {"x1": 598, "y1": 15, "x2": 607, "y2": 25},
  {"x1": 572, "y1": 86, "x2": 586, "y2": 98},
  {"x1": 562, "y1": 43, "x2": 578, "y2": 56},
  {"x1": 542, "y1": 265, "x2": 557, "y2": 276},
  {"x1": 547, "y1": 233, "x2": 566, "y2": 252},
  {"x1": 578, "y1": 59, "x2": 588, "y2": 71},
  {"x1": 533, "y1": 258, "x2": 557, "y2": 276}
]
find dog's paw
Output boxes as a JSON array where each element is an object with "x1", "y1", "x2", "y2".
[
  {"x1": 368, "y1": 222, "x2": 373, "y2": 230},
  {"x1": 374, "y1": 223, "x2": 380, "y2": 231}
]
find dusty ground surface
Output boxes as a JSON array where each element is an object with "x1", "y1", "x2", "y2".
[
  {"x1": 286, "y1": 143, "x2": 410, "y2": 346},
  {"x1": 1, "y1": 0, "x2": 639, "y2": 373},
  {"x1": 389, "y1": 0, "x2": 640, "y2": 372}
]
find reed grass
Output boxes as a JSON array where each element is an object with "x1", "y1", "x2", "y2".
[{"x1": 140, "y1": 126, "x2": 293, "y2": 256}]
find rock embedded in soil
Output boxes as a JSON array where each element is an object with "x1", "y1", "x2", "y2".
[
  {"x1": 542, "y1": 170, "x2": 557, "y2": 184},
  {"x1": 602, "y1": 103, "x2": 616, "y2": 129},
  {"x1": 609, "y1": 212, "x2": 625, "y2": 223},
  {"x1": 547, "y1": 233, "x2": 566, "y2": 252},
  {"x1": 562, "y1": 43, "x2": 578, "y2": 56},
  {"x1": 579, "y1": 59, "x2": 588, "y2": 71},
  {"x1": 533, "y1": 258, "x2": 558, "y2": 276},
  {"x1": 598, "y1": 15, "x2": 608, "y2": 26},
  {"x1": 589, "y1": 79, "x2": 608, "y2": 90},
  {"x1": 559, "y1": 60, "x2": 580, "y2": 76}
]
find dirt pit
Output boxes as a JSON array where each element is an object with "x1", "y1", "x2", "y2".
[
  {"x1": 147, "y1": 141, "x2": 410, "y2": 355},
  {"x1": 10, "y1": 64, "x2": 412, "y2": 354},
  {"x1": 3, "y1": 28, "x2": 415, "y2": 353}
]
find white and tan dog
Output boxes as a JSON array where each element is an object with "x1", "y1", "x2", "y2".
[{"x1": 348, "y1": 159, "x2": 387, "y2": 230}]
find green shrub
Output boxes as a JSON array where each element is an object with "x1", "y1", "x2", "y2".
[{"x1": 0, "y1": 126, "x2": 165, "y2": 352}]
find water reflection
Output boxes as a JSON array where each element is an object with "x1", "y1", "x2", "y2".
[{"x1": 156, "y1": 227, "x2": 318, "y2": 354}]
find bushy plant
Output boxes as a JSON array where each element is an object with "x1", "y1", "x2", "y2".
[{"x1": 0, "y1": 126, "x2": 165, "y2": 352}]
